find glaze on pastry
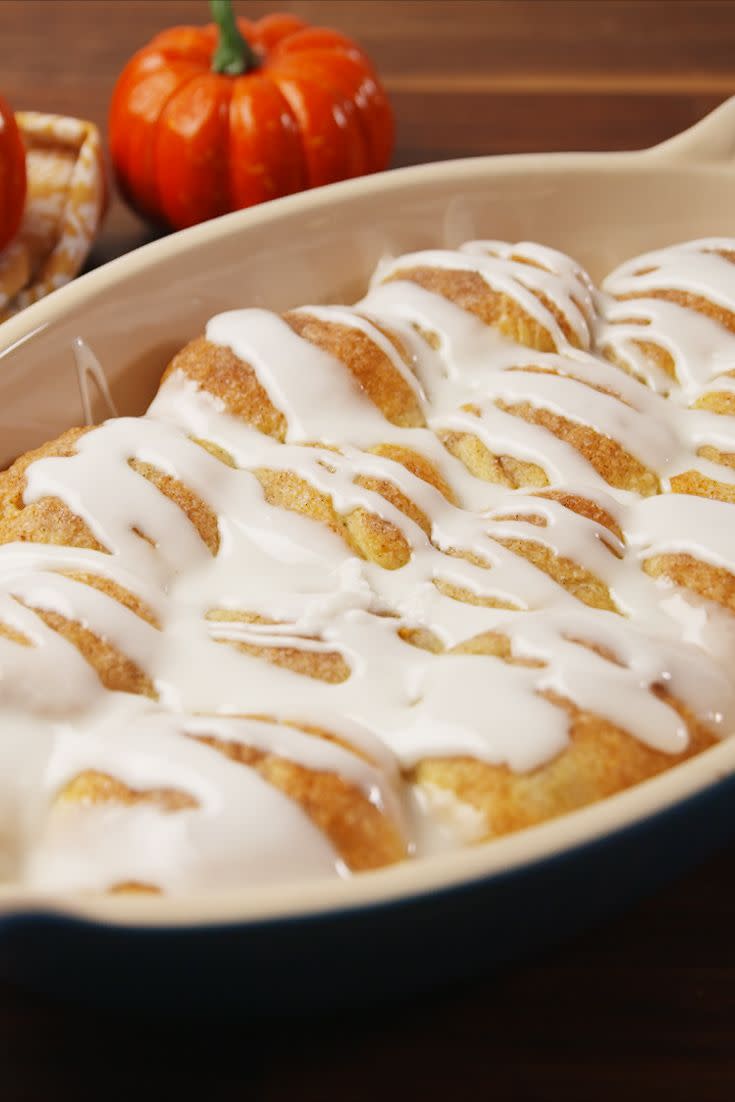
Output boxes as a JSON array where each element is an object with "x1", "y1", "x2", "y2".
[{"x1": 2, "y1": 237, "x2": 735, "y2": 896}]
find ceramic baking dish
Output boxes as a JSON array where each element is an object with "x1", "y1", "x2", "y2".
[{"x1": 1, "y1": 99, "x2": 735, "y2": 1012}]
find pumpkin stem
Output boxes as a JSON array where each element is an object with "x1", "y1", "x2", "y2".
[{"x1": 210, "y1": 0, "x2": 259, "y2": 76}]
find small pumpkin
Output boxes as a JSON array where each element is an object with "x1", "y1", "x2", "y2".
[
  {"x1": 109, "y1": 0, "x2": 394, "y2": 230},
  {"x1": 0, "y1": 94, "x2": 27, "y2": 253}
]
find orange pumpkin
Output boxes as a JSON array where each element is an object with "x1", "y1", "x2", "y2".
[
  {"x1": 109, "y1": 1, "x2": 394, "y2": 231},
  {"x1": 0, "y1": 94, "x2": 26, "y2": 253}
]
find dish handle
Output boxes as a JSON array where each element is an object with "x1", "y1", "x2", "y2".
[{"x1": 646, "y1": 96, "x2": 735, "y2": 166}]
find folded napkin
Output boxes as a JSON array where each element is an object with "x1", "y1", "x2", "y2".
[{"x1": 0, "y1": 112, "x2": 107, "y2": 322}]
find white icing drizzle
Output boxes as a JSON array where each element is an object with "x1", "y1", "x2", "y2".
[
  {"x1": 599, "y1": 239, "x2": 735, "y2": 396},
  {"x1": 3, "y1": 238, "x2": 735, "y2": 895},
  {"x1": 374, "y1": 239, "x2": 596, "y2": 351}
]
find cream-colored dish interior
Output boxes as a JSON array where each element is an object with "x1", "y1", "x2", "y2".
[{"x1": 2, "y1": 100, "x2": 735, "y2": 925}]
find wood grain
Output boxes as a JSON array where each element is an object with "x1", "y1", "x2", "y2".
[
  {"x1": 2, "y1": 0, "x2": 735, "y2": 263},
  {"x1": 1, "y1": 1, "x2": 735, "y2": 1097},
  {"x1": 3, "y1": 848, "x2": 735, "y2": 1101}
]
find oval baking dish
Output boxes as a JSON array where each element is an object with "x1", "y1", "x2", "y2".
[{"x1": 2, "y1": 100, "x2": 735, "y2": 1013}]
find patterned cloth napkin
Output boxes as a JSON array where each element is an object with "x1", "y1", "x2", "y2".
[{"x1": 0, "y1": 112, "x2": 107, "y2": 322}]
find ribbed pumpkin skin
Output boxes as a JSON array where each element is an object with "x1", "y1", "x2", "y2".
[
  {"x1": 109, "y1": 13, "x2": 395, "y2": 230},
  {"x1": 0, "y1": 94, "x2": 27, "y2": 252}
]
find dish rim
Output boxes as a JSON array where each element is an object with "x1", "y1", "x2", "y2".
[
  {"x1": 3, "y1": 93, "x2": 735, "y2": 355},
  {"x1": 0, "y1": 737, "x2": 734, "y2": 927},
  {"x1": 2, "y1": 97, "x2": 735, "y2": 929}
]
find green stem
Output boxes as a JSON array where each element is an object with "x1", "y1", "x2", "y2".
[{"x1": 210, "y1": 0, "x2": 259, "y2": 76}]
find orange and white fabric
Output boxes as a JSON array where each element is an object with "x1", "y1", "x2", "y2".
[{"x1": 0, "y1": 112, "x2": 106, "y2": 322}]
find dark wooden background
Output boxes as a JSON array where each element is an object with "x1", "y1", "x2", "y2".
[{"x1": 2, "y1": 1, "x2": 735, "y2": 1097}]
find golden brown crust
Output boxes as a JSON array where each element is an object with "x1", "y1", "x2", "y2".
[
  {"x1": 194, "y1": 734, "x2": 406, "y2": 871},
  {"x1": 450, "y1": 631, "x2": 544, "y2": 666},
  {"x1": 354, "y1": 473, "x2": 431, "y2": 537},
  {"x1": 160, "y1": 336, "x2": 287, "y2": 440},
  {"x1": 109, "y1": 881, "x2": 162, "y2": 894},
  {"x1": 205, "y1": 609, "x2": 351, "y2": 684},
  {"x1": 283, "y1": 311, "x2": 425, "y2": 427},
  {"x1": 432, "y1": 577, "x2": 520, "y2": 610},
  {"x1": 57, "y1": 771, "x2": 197, "y2": 812},
  {"x1": 643, "y1": 552, "x2": 735, "y2": 612},
  {"x1": 504, "y1": 363, "x2": 630, "y2": 404},
  {"x1": 0, "y1": 620, "x2": 32, "y2": 646},
  {"x1": 398, "y1": 625, "x2": 445, "y2": 653},
  {"x1": 6, "y1": 246, "x2": 735, "y2": 884},
  {"x1": 601, "y1": 334, "x2": 678, "y2": 384},
  {"x1": 440, "y1": 393, "x2": 658, "y2": 496},
  {"x1": 128, "y1": 459, "x2": 220, "y2": 555},
  {"x1": 58, "y1": 571, "x2": 160, "y2": 628},
  {"x1": 410, "y1": 626, "x2": 717, "y2": 838},
  {"x1": 670, "y1": 469, "x2": 735, "y2": 506},
  {"x1": 57, "y1": 730, "x2": 406, "y2": 875},
  {"x1": 412, "y1": 676, "x2": 714, "y2": 838},
  {"x1": 694, "y1": 375, "x2": 735, "y2": 415},
  {"x1": 608, "y1": 270, "x2": 735, "y2": 384},
  {"x1": 385, "y1": 266, "x2": 578, "y2": 351},
  {"x1": 440, "y1": 425, "x2": 549, "y2": 489},
  {"x1": 254, "y1": 467, "x2": 412, "y2": 570},
  {"x1": 495, "y1": 399, "x2": 660, "y2": 496},
  {"x1": 0, "y1": 427, "x2": 104, "y2": 551},
  {"x1": 618, "y1": 287, "x2": 735, "y2": 335},
  {"x1": 536, "y1": 491, "x2": 625, "y2": 544},
  {"x1": 494, "y1": 536, "x2": 618, "y2": 612},
  {"x1": 368, "y1": 444, "x2": 456, "y2": 504},
  {"x1": 16, "y1": 602, "x2": 158, "y2": 698}
]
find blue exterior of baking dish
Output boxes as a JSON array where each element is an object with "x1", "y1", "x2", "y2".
[
  {"x1": 3, "y1": 99, "x2": 735, "y2": 1013},
  {"x1": 0, "y1": 770, "x2": 732, "y2": 1014}
]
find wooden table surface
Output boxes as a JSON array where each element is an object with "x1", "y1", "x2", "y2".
[{"x1": 2, "y1": 0, "x2": 735, "y2": 1096}]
